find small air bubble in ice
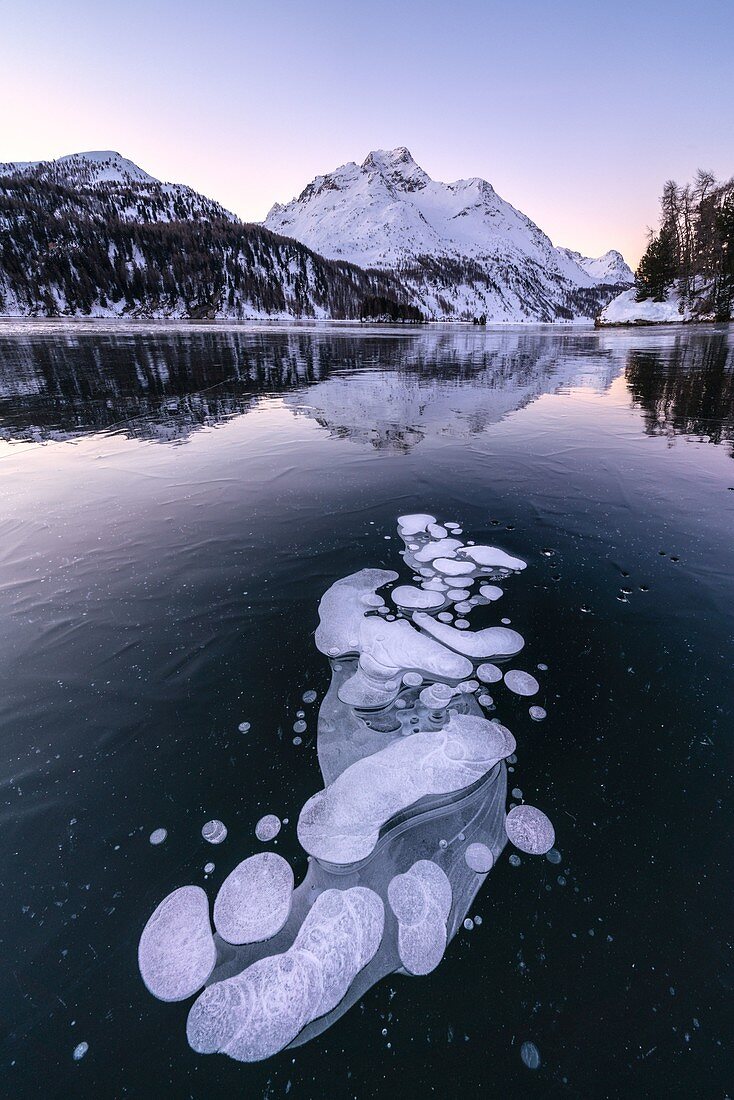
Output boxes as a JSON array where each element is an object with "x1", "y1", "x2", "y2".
[
  {"x1": 302, "y1": 690, "x2": 317, "y2": 704},
  {"x1": 204, "y1": 862, "x2": 215, "y2": 874},
  {"x1": 520, "y1": 1041, "x2": 540, "y2": 1070},
  {"x1": 464, "y1": 843, "x2": 493, "y2": 873},
  {"x1": 255, "y1": 814, "x2": 281, "y2": 842},
  {"x1": 293, "y1": 720, "x2": 307, "y2": 734},
  {"x1": 509, "y1": 854, "x2": 522, "y2": 867},
  {"x1": 463, "y1": 918, "x2": 474, "y2": 931},
  {"x1": 73, "y1": 1042, "x2": 88, "y2": 1061},
  {"x1": 149, "y1": 828, "x2": 167, "y2": 846},
  {"x1": 546, "y1": 848, "x2": 562, "y2": 865},
  {"x1": 238, "y1": 722, "x2": 251, "y2": 733},
  {"x1": 529, "y1": 706, "x2": 546, "y2": 721},
  {"x1": 202, "y1": 820, "x2": 227, "y2": 844}
]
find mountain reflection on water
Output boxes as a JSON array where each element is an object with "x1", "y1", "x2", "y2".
[{"x1": 0, "y1": 322, "x2": 732, "y2": 452}]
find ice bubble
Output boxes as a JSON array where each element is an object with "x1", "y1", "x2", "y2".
[
  {"x1": 213, "y1": 853, "x2": 293, "y2": 945},
  {"x1": 477, "y1": 663, "x2": 503, "y2": 684},
  {"x1": 458, "y1": 546, "x2": 527, "y2": 571},
  {"x1": 138, "y1": 885, "x2": 216, "y2": 1002},
  {"x1": 463, "y1": 918, "x2": 474, "y2": 931},
  {"x1": 391, "y1": 585, "x2": 445, "y2": 610},
  {"x1": 447, "y1": 589, "x2": 471, "y2": 601},
  {"x1": 202, "y1": 820, "x2": 227, "y2": 844},
  {"x1": 398, "y1": 514, "x2": 435, "y2": 536},
  {"x1": 474, "y1": 915, "x2": 483, "y2": 926},
  {"x1": 188, "y1": 887, "x2": 384, "y2": 1062},
  {"x1": 402, "y1": 671, "x2": 423, "y2": 687},
  {"x1": 458, "y1": 680, "x2": 479, "y2": 693},
  {"x1": 149, "y1": 828, "x2": 168, "y2": 846},
  {"x1": 298, "y1": 714, "x2": 515, "y2": 864},
  {"x1": 454, "y1": 619, "x2": 470, "y2": 629},
  {"x1": 315, "y1": 569, "x2": 397, "y2": 658},
  {"x1": 512, "y1": 788, "x2": 523, "y2": 799},
  {"x1": 501, "y1": 617, "x2": 511, "y2": 625},
  {"x1": 255, "y1": 815, "x2": 281, "y2": 842},
  {"x1": 434, "y1": 558, "x2": 475, "y2": 577},
  {"x1": 422, "y1": 577, "x2": 448, "y2": 591},
  {"x1": 428, "y1": 523, "x2": 448, "y2": 539},
  {"x1": 296, "y1": 709, "x2": 305, "y2": 718},
  {"x1": 73, "y1": 1041, "x2": 89, "y2": 1061},
  {"x1": 537, "y1": 662, "x2": 548, "y2": 671},
  {"x1": 293, "y1": 720, "x2": 307, "y2": 734},
  {"x1": 438, "y1": 612, "x2": 453, "y2": 623},
  {"x1": 529, "y1": 706, "x2": 547, "y2": 721},
  {"x1": 389, "y1": 861, "x2": 452, "y2": 976},
  {"x1": 545, "y1": 848, "x2": 562, "y2": 865},
  {"x1": 238, "y1": 722, "x2": 251, "y2": 733},
  {"x1": 479, "y1": 584, "x2": 503, "y2": 601},
  {"x1": 414, "y1": 539, "x2": 463, "y2": 563},
  {"x1": 505, "y1": 805, "x2": 555, "y2": 855},
  {"x1": 478, "y1": 694, "x2": 494, "y2": 707},
  {"x1": 464, "y1": 843, "x2": 494, "y2": 873},
  {"x1": 414, "y1": 613, "x2": 524, "y2": 660},
  {"x1": 504, "y1": 670, "x2": 539, "y2": 697},
  {"x1": 419, "y1": 683, "x2": 454, "y2": 709},
  {"x1": 509, "y1": 853, "x2": 522, "y2": 867},
  {"x1": 204, "y1": 862, "x2": 215, "y2": 874},
  {"x1": 293, "y1": 736, "x2": 303, "y2": 745},
  {"x1": 520, "y1": 1040, "x2": 541, "y2": 1070}
]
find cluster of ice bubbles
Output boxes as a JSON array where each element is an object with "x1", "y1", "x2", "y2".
[{"x1": 138, "y1": 513, "x2": 557, "y2": 1067}]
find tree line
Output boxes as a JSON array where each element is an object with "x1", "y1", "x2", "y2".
[{"x1": 636, "y1": 170, "x2": 734, "y2": 319}]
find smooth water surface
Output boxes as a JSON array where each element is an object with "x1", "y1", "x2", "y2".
[{"x1": 0, "y1": 321, "x2": 732, "y2": 1098}]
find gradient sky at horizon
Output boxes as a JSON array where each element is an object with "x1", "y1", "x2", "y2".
[{"x1": 2, "y1": 0, "x2": 732, "y2": 266}]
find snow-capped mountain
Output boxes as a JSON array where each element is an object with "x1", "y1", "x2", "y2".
[
  {"x1": 0, "y1": 150, "x2": 237, "y2": 224},
  {"x1": 265, "y1": 147, "x2": 631, "y2": 321},
  {"x1": 558, "y1": 248, "x2": 634, "y2": 284}
]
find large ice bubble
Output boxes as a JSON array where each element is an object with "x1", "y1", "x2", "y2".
[
  {"x1": 505, "y1": 805, "x2": 556, "y2": 855},
  {"x1": 187, "y1": 887, "x2": 384, "y2": 1062},
  {"x1": 213, "y1": 853, "x2": 294, "y2": 945},
  {"x1": 414, "y1": 613, "x2": 525, "y2": 660},
  {"x1": 138, "y1": 886, "x2": 216, "y2": 1002},
  {"x1": 389, "y1": 860, "x2": 453, "y2": 976},
  {"x1": 458, "y1": 546, "x2": 527, "y2": 571},
  {"x1": 298, "y1": 713, "x2": 515, "y2": 864}
]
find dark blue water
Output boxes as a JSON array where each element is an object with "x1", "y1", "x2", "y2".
[{"x1": 1, "y1": 321, "x2": 732, "y2": 1098}]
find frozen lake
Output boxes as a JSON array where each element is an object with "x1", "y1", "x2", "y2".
[{"x1": 1, "y1": 321, "x2": 732, "y2": 1097}]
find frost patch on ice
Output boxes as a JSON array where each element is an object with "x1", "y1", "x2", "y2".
[
  {"x1": 187, "y1": 887, "x2": 384, "y2": 1062},
  {"x1": 505, "y1": 805, "x2": 555, "y2": 855},
  {"x1": 255, "y1": 815, "x2": 282, "y2": 842},
  {"x1": 213, "y1": 853, "x2": 293, "y2": 945},
  {"x1": 138, "y1": 886, "x2": 216, "y2": 1002}
]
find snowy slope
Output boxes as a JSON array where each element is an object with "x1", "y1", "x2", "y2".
[
  {"x1": 264, "y1": 148, "x2": 628, "y2": 321},
  {"x1": 558, "y1": 248, "x2": 634, "y2": 284},
  {"x1": 598, "y1": 287, "x2": 690, "y2": 324},
  {"x1": 0, "y1": 150, "x2": 237, "y2": 224}
]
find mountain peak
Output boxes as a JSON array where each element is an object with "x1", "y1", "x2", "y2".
[{"x1": 361, "y1": 147, "x2": 429, "y2": 191}]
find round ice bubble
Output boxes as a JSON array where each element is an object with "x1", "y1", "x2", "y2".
[
  {"x1": 477, "y1": 663, "x2": 503, "y2": 684},
  {"x1": 302, "y1": 690, "x2": 318, "y2": 704},
  {"x1": 255, "y1": 814, "x2": 281, "y2": 842},
  {"x1": 504, "y1": 670, "x2": 540, "y2": 696},
  {"x1": 505, "y1": 805, "x2": 555, "y2": 855},
  {"x1": 464, "y1": 843, "x2": 494, "y2": 873},
  {"x1": 529, "y1": 706, "x2": 546, "y2": 721},
  {"x1": 202, "y1": 820, "x2": 227, "y2": 844},
  {"x1": 149, "y1": 828, "x2": 167, "y2": 846},
  {"x1": 521, "y1": 1041, "x2": 541, "y2": 1070},
  {"x1": 238, "y1": 722, "x2": 251, "y2": 733}
]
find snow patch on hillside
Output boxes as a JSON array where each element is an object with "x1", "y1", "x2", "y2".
[{"x1": 599, "y1": 287, "x2": 690, "y2": 324}]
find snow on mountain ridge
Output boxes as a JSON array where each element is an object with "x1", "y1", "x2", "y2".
[{"x1": 558, "y1": 247, "x2": 634, "y2": 284}]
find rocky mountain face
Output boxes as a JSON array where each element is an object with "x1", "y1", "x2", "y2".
[
  {"x1": 265, "y1": 147, "x2": 633, "y2": 321},
  {"x1": 0, "y1": 148, "x2": 632, "y2": 322},
  {"x1": 0, "y1": 153, "x2": 414, "y2": 320}
]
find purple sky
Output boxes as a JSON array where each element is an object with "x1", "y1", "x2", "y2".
[{"x1": 2, "y1": 0, "x2": 732, "y2": 265}]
